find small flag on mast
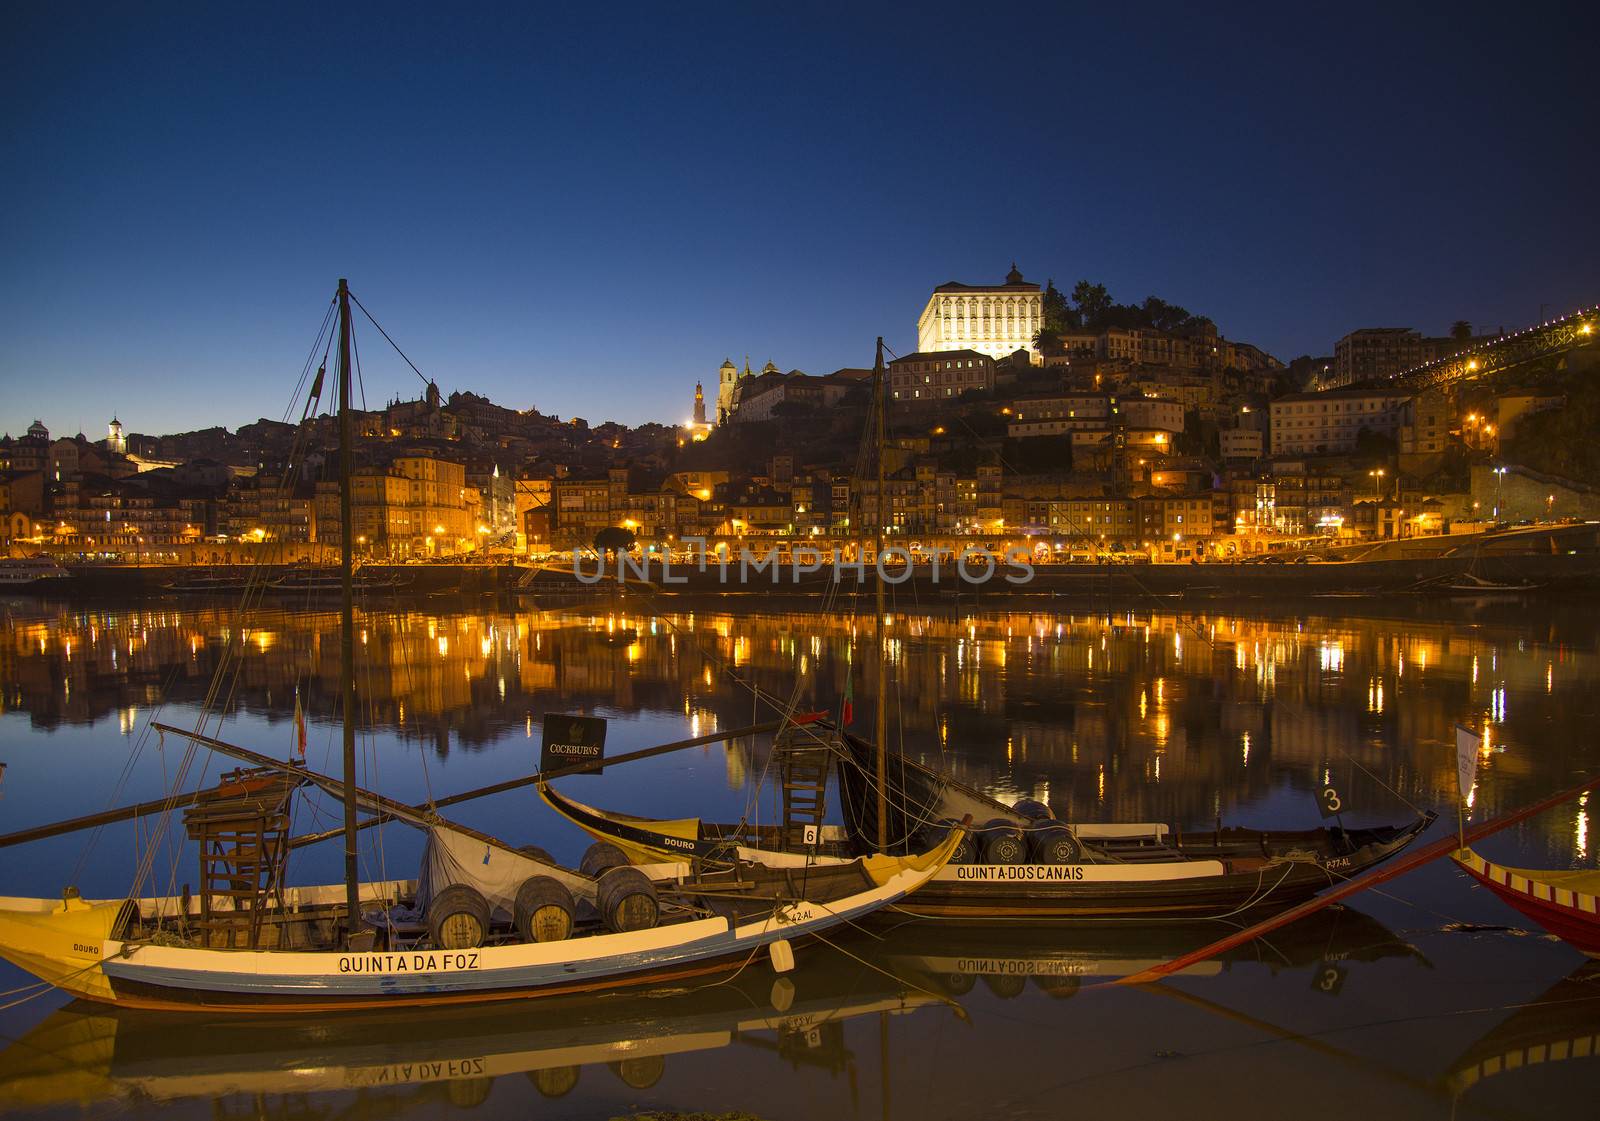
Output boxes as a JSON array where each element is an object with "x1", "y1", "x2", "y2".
[
  {"x1": 841, "y1": 668, "x2": 854, "y2": 728},
  {"x1": 1455, "y1": 723, "x2": 1481, "y2": 801},
  {"x1": 293, "y1": 686, "x2": 307, "y2": 760}
]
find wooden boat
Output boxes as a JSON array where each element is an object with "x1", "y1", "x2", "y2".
[
  {"x1": 0, "y1": 927, "x2": 944, "y2": 1109},
  {"x1": 0, "y1": 826, "x2": 958, "y2": 1011},
  {"x1": 0, "y1": 281, "x2": 963, "y2": 1012},
  {"x1": 1451, "y1": 847, "x2": 1600, "y2": 955},
  {"x1": 538, "y1": 745, "x2": 1437, "y2": 921}
]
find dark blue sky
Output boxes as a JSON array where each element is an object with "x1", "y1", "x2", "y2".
[{"x1": 3, "y1": 2, "x2": 1596, "y2": 438}]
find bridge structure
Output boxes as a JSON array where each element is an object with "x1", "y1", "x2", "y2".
[{"x1": 1386, "y1": 302, "x2": 1597, "y2": 393}]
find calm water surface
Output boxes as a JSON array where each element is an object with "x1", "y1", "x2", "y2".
[{"x1": 1, "y1": 591, "x2": 1598, "y2": 1119}]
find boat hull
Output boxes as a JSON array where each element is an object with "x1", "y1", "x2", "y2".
[
  {"x1": 0, "y1": 834, "x2": 960, "y2": 1011},
  {"x1": 541, "y1": 785, "x2": 1435, "y2": 921},
  {"x1": 890, "y1": 846, "x2": 1397, "y2": 919},
  {"x1": 0, "y1": 895, "x2": 131, "y2": 1002},
  {"x1": 1453, "y1": 848, "x2": 1600, "y2": 956}
]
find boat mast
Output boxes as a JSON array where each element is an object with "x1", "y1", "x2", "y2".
[
  {"x1": 336, "y1": 278, "x2": 360, "y2": 939},
  {"x1": 872, "y1": 337, "x2": 888, "y2": 852}
]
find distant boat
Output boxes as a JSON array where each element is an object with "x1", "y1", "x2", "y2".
[
  {"x1": 266, "y1": 566, "x2": 407, "y2": 594},
  {"x1": 0, "y1": 556, "x2": 72, "y2": 590},
  {"x1": 1434, "y1": 572, "x2": 1542, "y2": 594},
  {"x1": 1452, "y1": 847, "x2": 1600, "y2": 956},
  {"x1": 162, "y1": 572, "x2": 253, "y2": 595}
]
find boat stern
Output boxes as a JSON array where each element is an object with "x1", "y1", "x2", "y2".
[
  {"x1": 860, "y1": 816, "x2": 971, "y2": 889},
  {"x1": 0, "y1": 892, "x2": 132, "y2": 1004}
]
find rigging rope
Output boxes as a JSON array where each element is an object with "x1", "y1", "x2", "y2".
[{"x1": 348, "y1": 290, "x2": 434, "y2": 391}]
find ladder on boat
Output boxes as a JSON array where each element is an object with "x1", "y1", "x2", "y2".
[
  {"x1": 182, "y1": 768, "x2": 300, "y2": 948},
  {"x1": 774, "y1": 729, "x2": 832, "y2": 850}
]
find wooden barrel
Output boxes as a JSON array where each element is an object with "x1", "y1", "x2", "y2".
[
  {"x1": 595, "y1": 866, "x2": 659, "y2": 932},
  {"x1": 979, "y1": 818, "x2": 1026, "y2": 864},
  {"x1": 1028, "y1": 821, "x2": 1083, "y2": 864},
  {"x1": 513, "y1": 875, "x2": 575, "y2": 943},
  {"x1": 426, "y1": 883, "x2": 491, "y2": 950},
  {"x1": 579, "y1": 840, "x2": 629, "y2": 878},
  {"x1": 1011, "y1": 798, "x2": 1052, "y2": 821},
  {"x1": 518, "y1": 844, "x2": 557, "y2": 866}
]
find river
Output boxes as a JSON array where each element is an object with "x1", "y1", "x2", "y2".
[{"x1": 0, "y1": 591, "x2": 1596, "y2": 1119}]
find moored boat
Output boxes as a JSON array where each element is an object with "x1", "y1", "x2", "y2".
[
  {"x1": 161, "y1": 570, "x2": 254, "y2": 595},
  {"x1": 0, "y1": 927, "x2": 945, "y2": 1108},
  {"x1": 0, "y1": 819, "x2": 960, "y2": 1011},
  {"x1": 267, "y1": 565, "x2": 407, "y2": 594},
  {"x1": 0, "y1": 555, "x2": 73, "y2": 590},
  {"x1": 1451, "y1": 847, "x2": 1600, "y2": 956},
  {"x1": 538, "y1": 743, "x2": 1437, "y2": 922}
]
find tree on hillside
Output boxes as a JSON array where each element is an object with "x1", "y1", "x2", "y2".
[
  {"x1": 1142, "y1": 296, "x2": 1193, "y2": 333},
  {"x1": 1451, "y1": 320, "x2": 1473, "y2": 341},
  {"x1": 1071, "y1": 280, "x2": 1113, "y2": 329},
  {"x1": 1034, "y1": 280, "x2": 1079, "y2": 354},
  {"x1": 1043, "y1": 280, "x2": 1079, "y2": 329}
]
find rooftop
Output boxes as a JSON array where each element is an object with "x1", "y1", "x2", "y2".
[
  {"x1": 931, "y1": 263, "x2": 1040, "y2": 294},
  {"x1": 888, "y1": 349, "x2": 992, "y2": 364}
]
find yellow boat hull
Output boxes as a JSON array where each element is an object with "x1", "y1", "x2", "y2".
[{"x1": 0, "y1": 894, "x2": 130, "y2": 1004}]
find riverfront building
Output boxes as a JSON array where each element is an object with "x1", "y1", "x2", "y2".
[{"x1": 1269, "y1": 390, "x2": 1410, "y2": 456}]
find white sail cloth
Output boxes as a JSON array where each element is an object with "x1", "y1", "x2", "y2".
[{"x1": 418, "y1": 824, "x2": 597, "y2": 917}]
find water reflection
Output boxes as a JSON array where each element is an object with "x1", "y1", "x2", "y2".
[
  {"x1": 4, "y1": 595, "x2": 1600, "y2": 1120},
  {"x1": 2, "y1": 597, "x2": 1597, "y2": 861},
  {"x1": 0, "y1": 908, "x2": 1415, "y2": 1115}
]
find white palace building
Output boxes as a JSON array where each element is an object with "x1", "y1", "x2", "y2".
[{"x1": 916, "y1": 263, "x2": 1043, "y2": 363}]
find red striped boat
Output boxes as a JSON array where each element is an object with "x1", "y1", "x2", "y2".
[{"x1": 1452, "y1": 848, "x2": 1600, "y2": 956}]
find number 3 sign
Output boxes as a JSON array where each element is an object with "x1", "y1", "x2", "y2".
[{"x1": 1315, "y1": 785, "x2": 1346, "y2": 819}]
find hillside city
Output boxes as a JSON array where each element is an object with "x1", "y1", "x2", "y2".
[{"x1": 4, "y1": 265, "x2": 1597, "y2": 564}]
